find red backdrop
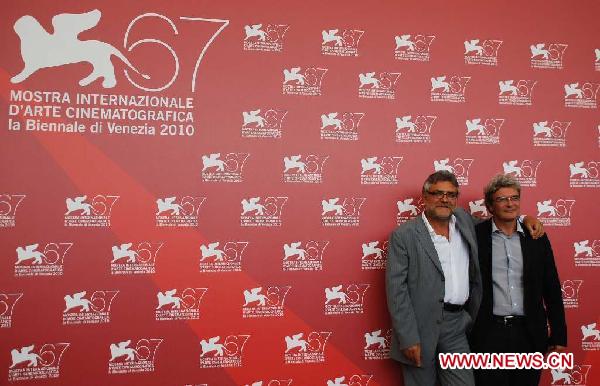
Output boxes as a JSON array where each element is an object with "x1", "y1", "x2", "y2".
[{"x1": 1, "y1": 1, "x2": 599, "y2": 385}]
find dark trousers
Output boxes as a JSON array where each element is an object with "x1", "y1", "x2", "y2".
[{"x1": 474, "y1": 318, "x2": 541, "y2": 386}]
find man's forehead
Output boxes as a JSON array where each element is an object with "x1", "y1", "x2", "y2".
[
  {"x1": 493, "y1": 187, "x2": 519, "y2": 196},
  {"x1": 429, "y1": 181, "x2": 459, "y2": 191}
]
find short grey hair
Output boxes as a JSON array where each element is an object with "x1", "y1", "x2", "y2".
[
  {"x1": 422, "y1": 170, "x2": 459, "y2": 194},
  {"x1": 484, "y1": 174, "x2": 521, "y2": 208}
]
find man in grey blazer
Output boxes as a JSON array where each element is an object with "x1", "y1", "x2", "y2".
[
  {"x1": 387, "y1": 170, "x2": 480, "y2": 386},
  {"x1": 386, "y1": 171, "x2": 541, "y2": 386}
]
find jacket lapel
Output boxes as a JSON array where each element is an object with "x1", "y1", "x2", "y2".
[
  {"x1": 480, "y1": 220, "x2": 493, "y2": 294},
  {"x1": 456, "y1": 217, "x2": 475, "y2": 256},
  {"x1": 415, "y1": 216, "x2": 444, "y2": 275}
]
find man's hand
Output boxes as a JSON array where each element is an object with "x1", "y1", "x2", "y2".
[
  {"x1": 523, "y1": 215, "x2": 545, "y2": 239},
  {"x1": 402, "y1": 344, "x2": 422, "y2": 367}
]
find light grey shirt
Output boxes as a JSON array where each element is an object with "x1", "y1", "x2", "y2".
[{"x1": 491, "y1": 220, "x2": 525, "y2": 316}]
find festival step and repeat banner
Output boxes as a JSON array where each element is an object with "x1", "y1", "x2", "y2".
[{"x1": 1, "y1": 1, "x2": 599, "y2": 385}]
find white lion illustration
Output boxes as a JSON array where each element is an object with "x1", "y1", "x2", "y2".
[
  {"x1": 284, "y1": 333, "x2": 308, "y2": 352},
  {"x1": 362, "y1": 242, "x2": 383, "y2": 259},
  {"x1": 111, "y1": 243, "x2": 139, "y2": 263},
  {"x1": 359, "y1": 72, "x2": 380, "y2": 88},
  {"x1": 283, "y1": 67, "x2": 305, "y2": 85},
  {"x1": 109, "y1": 340, "x2": 137, "y2": 361},
  {"x1": 283, "y1": 242, "x2": 306, "y2": 260},
  {"x1": 10, "y1": 345, "x2": 42, "y2": 368},
  {"x1": 243, "y1": 287, "x2": 267, "y2": 306},
  {"x1": 397, "y1": 199, "x2": 418, "y2": 216},
  {"x1": 200, "y1": 337, "x2": 225, "y2": 357},
  {"x1": 65, "y1": 195, "x2": 92, "y2": 215},
  {"x1": 200, "y1": 242, "x2": 226, "y2": 261},
  {"x1": 11, "y1": 10, "x2": 148, "y2": 88},
  {"x1": 321, "y1": 198, "x2": 344, "y2": 216},
  {"x1": 15, "y1": 244, "x2": 46, "y2": 264},
  {"x1": 464, "y1": 39, "x2": 483, "y2": 55},
  {"x1": 241, "y1": 197, "x2": 265, "y2": 215},
  {"x1": 64, "y1": 291, "x2": 92, "y2": 312},
  {"x1": 156, "y1": 197, "x2": 183, "y2": 216},
  {"x1": 581, "y1": 323, "x2": 600, "y2": 341},
  {"x1": 364, "y1": 330, "x2": 387, "y2": 349},
  {"x1": 325, "y1": 285, "x2": 347, "y2": 304}
]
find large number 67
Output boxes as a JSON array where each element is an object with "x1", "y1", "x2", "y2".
[{"x1": 123, "y1": 13, "x2": 229, "y2": 92}]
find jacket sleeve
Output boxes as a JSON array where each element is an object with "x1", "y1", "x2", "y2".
[
  {"x1": 386, "y1": 230, "x2": 420, "y2": 349},
  {"x1": 542, "y1": 235, "x2": 568, "y2": 347}
]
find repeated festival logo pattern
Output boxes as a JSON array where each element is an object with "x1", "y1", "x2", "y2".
[
  {"x1": 199, "y1": 335, "x2": 250, "y2": 368},
  {"x1": 532, "y1": 120, "x2": 570, "y2": 147},
  {"x1": 0, "y1": 293, "x2": 23, "y2": 328},
  {"x1": 361, "y1": 240, "x2": 388, "y2": 270},
  {"x1": 199, "y1": 241, "x2": 248, "y2": 272},
  {"x1": 108, "y1": 338, "x2": 162, "y2": 374},
  {"x1": 110, "y1": 242, "x2": 163, "y2": 275},
  {"x1": 241, "y1": 109, "x2": 287, "y2": 138},
  {"x1": 0, "y1": 194, "x2": 25, "y2": 227},
  {"x1": 3, "y1": 4, "x2": 599, "y2": 385},
  {"x1": 498, "y1": 79, "x2": 537, "y2": 105},
  {"x1": 8, "y1": 343, "x2": 70, "y2": 382},
  {"x1": 155, "y1": 196, "x2": 205, "y2": 227},
  {"x1": 321, "y1": 28, "x2": 364, "y2": 57},
  {"x1": 573, "y1": 239, "x2": 600, "y2": 267},
  {"x1": 64, "y1": 195, "x2": 119, "y2": 227},
  {"x1": 536, "y1": 199, "x2": 576, "y2": 226},
  {"x1": 561, "y1": 279, "x2": 583, "y2": 309},
  {"x1": 62, "y1": 290, "x2": 119, "y2": 325},
  {"x1": 282, "y1": 66, "x2": 327, "y2": 96},
  {"x1": 282, "y1": 240, "x2": 328, "y2": 271},
  {"x1": 465, "y1": 118, "x2": 503, "y2": 145},
  {"x1": 155, "y1": 288, "x2": 207, "y2": 321},
  {"x1": 394, "y1": 34, "x2": 435, "y2": 61},
  {"x1": 358, "y1": 72, "x2": 400, "y2": 99},
  {"x1": 284, "y1": 331, "x2": 331, "y2": 364},
  {"x1": 464, "y1": 38, "x2": 502, "y2": 66},
  {"x1": 14, "y1": 242, "x2": 72, "y2": 276},
  {"x1": 243, "y1": 23, "x2": 289, "y2": 52},
  {"x1": 321, "y1": 112, "x2": 364, "y2": 141},
  {"x1": 395, "y1": 114, "x2": 436, "y2": 143}
]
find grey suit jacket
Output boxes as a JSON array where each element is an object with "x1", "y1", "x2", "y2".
[{"x1": 385, "y1": 208, "x2": 482, "y2": 365}]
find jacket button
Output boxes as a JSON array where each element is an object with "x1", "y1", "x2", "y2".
[
  {"x1": 441, "y1": 277, "x2": 445, "y2": 282},
  {"x1": 437, "y1": 319, "x2": 442, "y2": 324},
  {"x1": 439, "y1": 298, "x2": 444, "y2": 303}
]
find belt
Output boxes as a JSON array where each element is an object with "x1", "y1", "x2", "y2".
[
  {"x1": 443, "y1": 303, "x2": 464, "y2": 312},
  {"x1": 493, "y1": 315, "x2": 526, "y2": 326}
]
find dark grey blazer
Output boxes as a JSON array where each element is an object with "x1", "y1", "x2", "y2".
[
  {"x1": 469, "y1": 219, "x2": 566, "y2": 353},
  {"x1": 385, "y1": 208, "x2": 482, "y2": 365}
]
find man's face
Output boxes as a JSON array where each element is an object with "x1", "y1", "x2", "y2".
[
  {"x1": 489, "y1": 187, "x2": 521, "y2": 222},
  {"x1": 423, "y1": 181, "x2": 459, "y2": 221}
]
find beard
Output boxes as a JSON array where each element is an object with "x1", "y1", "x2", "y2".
[{"x1": 425, "y1": 205, "x2": 454, "y2": 221}]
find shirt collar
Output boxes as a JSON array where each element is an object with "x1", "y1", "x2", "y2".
[
  {"x1": 491, "y1": 218, "x2": 523, "y2": 235},
  {"x1": 422, "y1": 211, "x2": 455, "y2": 237}
]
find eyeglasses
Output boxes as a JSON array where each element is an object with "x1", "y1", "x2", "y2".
[
  {"x1": 426, "y1": 190, "x2": 459, "y2": 199},
  {"x1": 493, "y1": 195, "x2": 520, "y2": 204}
]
